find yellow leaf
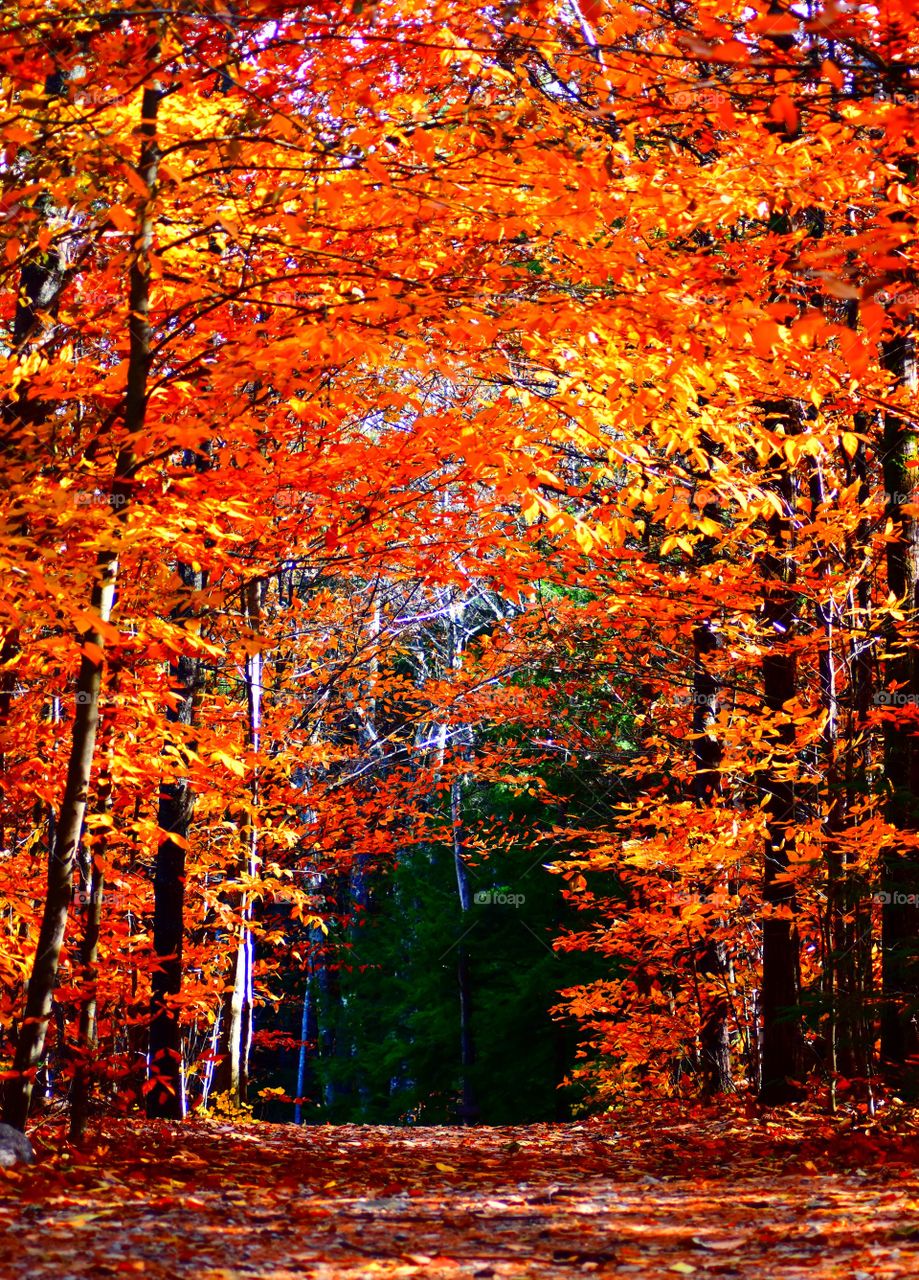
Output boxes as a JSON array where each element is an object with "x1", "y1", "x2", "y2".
[
  {"x1": 574, "y1": 523, "x2": 594, "y2": 553},
  {"x1": 213, "y1": 749, "x2": 245, "y2": 777},
  {"x1": 783, "y1": 437, "x2": 802, "y2": 465}
]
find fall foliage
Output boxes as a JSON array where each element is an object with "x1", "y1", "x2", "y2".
[
  {"x1": 6, "y1": 1108, "x2": 919, "y2": 1279},
  {"x1": 4, "y1": 0, "x2": 919, "y2": 1272}
]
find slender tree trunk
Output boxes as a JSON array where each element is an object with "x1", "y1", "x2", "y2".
[
  {"x1": 452, "y1": 774, "x2": 478, "y2": 1123},
  {"x1": 213, "y1": 942, "x2": 247, "y2": 1103},
  {"x1": 146, "y1": 433, "x2": 212, "y2": 1113},
  {"x1": 806, "y1": 455, "x2": 849, "y2": 1107},
  {"x1": 880, "y1": 330, "x2": 919, "y2": 1077},
  {"x1": 213, "y1": 582, "x2": 262, "y2": 1106},
  {"x1": 685, "y1": 432, "x2": 732, "y2": 1096},
  {"x1": 692, "y1": 620, "x2": 732, "y2": 1095},
  {"x1": 239, "y1": 588, "x2": 262, "y2": 1102},
  {"x1": 147, "y1": 593, "x2": 202, "y2": 1119},
  {"x1": 1, "y1": 76, "x2": 161, "y2": 1133},
  {"x1": 294, "y1": 952, "x2": 314, "y2": 1125},
  {"x1": 200, "y1": 1011, "x2": 220, "y2": 1111},
  {"x1": 842, "y1": 422, "x2": 875, "y2": 1101},
  {"x1": 758, "y1": 401, "x2": 804, "y2": 1104},
  {"x1": 69, "y1": 673, "x2": 117, "y2": 1143},
  {"x1": 443, "y1": 599, "x2": 478, "y2": 1123},
  {"x1": 0, "y1": 629, "x2": 23, "y2": 1067}
]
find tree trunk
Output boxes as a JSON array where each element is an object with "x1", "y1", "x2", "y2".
[
  {"x1": 147, "y1": 593, "x2": 202, "y2": 1119},
  {"x1": 1, "y1": 77, "x2": 161, "y2": 1133},
  {"x1": 213, "y1": 942, "x2": 247, "y2": 1103},
  {"x1": 452, "y1": 774, "x2": 478, "y2": 1124},
  {"x1": 758, "y1": 401, "x2": 804, "y2": 1104},
  {"x1": 444, "y1": 599, "x2": 478, "y2": 1124},
  {"x1": 294, "y1": 951, "x2": 315, "y2": 1125},
  {"x1": 213, "y1": 582, "x2": 261, "y2": 1106},
  {"x1": 880, "y1": 330, "x2": 919, "y2": 1078},
  {"x1": 69, "y1": 676, "x2": 117, "y2": 1144},
  {"x1": 840, "y1": 417, "x2": 875, "y2": 1100},
  {"x1": 692, "y1": 621, "x2": 732, "y2": 1095}
]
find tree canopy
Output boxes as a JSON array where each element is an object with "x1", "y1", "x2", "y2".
[{"x1": 2, "y1": 0, "x2": 919, "y2": 1141}]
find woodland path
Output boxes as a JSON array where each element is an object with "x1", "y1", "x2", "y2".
[{"x1": 2, "y1": 1109, "x2": 919, "y2": 1279}]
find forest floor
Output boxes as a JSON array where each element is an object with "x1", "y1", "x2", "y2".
[{"x1": 3, "y1": 1103, "x2": 919, "y2": 1279}]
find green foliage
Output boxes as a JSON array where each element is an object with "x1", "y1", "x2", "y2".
[{"x1": 273, "y1": 772, "x2": 607, "y2": 1125}]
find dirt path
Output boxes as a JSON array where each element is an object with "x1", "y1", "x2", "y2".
[{"x1": 2, "y1": 1113, "x2": 919, "y2": 1278}]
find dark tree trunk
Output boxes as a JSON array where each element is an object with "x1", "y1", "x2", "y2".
[
  {"x1": 294, "y1": 950, "x2": 316, "y2": 1125},
  {"x1": 1, "y1": 77, "x2": 161, "y2": 1133},
  {"x1": 453, "y1": 774, "x2": 477, "y2": 1123},
  {"x1": 147, "y1": 600, "x2": 202, "y2": 1119},
  {"x1": 838, "y1": 418, "x2": 875, "y2": 1097},
  {"x1": 880, "y1": 331, "x2": 919, "y2": 1078},
  {"x1": 692, "y1": 621, "x2": 732, "y2": 1095},
  {"x1": 758, "y1": 402, "x2": 804, "y2": 1105},
  {"x1": 446, "y1": 598, "x2": 478, "y2": 1125},
  {"x1": 146, "y1": 405, "x2": 212, "y2": 1115}
]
